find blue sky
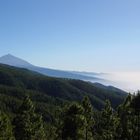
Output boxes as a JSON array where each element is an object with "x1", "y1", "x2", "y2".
[{"x1": 0, "y1": 0, "x2": 140, "y2": 72}]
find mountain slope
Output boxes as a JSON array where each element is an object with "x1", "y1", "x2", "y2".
[
  {"x1": 0, "y1": 64, "x2": 127, "y2": 111},
  {"x1": 0, "y1": 54, "x2": 104, "y2": 82},
  {"x1": 0, "y1": 54, "x2": 33, "y2": 67}
]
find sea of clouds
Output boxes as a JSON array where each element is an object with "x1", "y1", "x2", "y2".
[{"x1": 98, "y1": 72, "x2": 140, "y2": 93}]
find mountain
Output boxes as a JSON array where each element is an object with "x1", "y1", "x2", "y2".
[
  {"x1": 0, "y1": 54, "x2": 33, "y2": 67},
  {"x1": 0, "y1": 54, "x2": 105, "y2": 82},
  {"x1": 0, "y1": 64, "x2": 127, "y2": 112}
]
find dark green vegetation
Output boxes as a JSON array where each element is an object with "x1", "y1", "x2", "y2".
[
  {"x1": 0, "y1": 93, "x2": 139, "y2": 140},
  {"x1": 0, "y1": 64, "x2": 126, "y2": 112},
  {"x1": 1, "y1": 64, "x2": 139, "y2": 139}
]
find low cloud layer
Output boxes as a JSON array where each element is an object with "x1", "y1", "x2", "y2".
[{"x1": 98, "y1": 72, "x2": 140, "y2": 92}]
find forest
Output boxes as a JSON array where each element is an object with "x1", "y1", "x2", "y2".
[
  {"x1": 0, "y1": 64, "x2": 139, "y2": 140},
  {"x1": 0, "y1": 93, "x2": 139, "y2": 140}
]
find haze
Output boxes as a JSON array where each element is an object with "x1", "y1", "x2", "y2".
[{"x1": 95, "y1": 72, "x2": 140, "y2": 92}]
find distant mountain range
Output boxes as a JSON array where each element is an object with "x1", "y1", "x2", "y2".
[{"x1": 0, "y1": 54, "x2": 106, "y2": 83}]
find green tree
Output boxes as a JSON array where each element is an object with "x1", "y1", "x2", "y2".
[
  {"x1": 117, "y1": 93, "x2": 140, "y2": 140},
  {"x1": 117, "y1": 94, "x2": 131, "y2": 140},
  {"x1": 61, "y1": 103, "x2": 85, "y2": 140},
  {"x1": 0, "y1": 111, "x2": 15, "y2": 140},
  {"x1": 131, "y1": 91, "x2": 140, "y2": 111},
  {"x1": 94, "y1": 100, "x2": 118, "y2": 140},
  {"x1": 82, "y1": 96, "x2": 94, "y2": 140},
  {"x1": 13, "y1": 96, "x2": 46, "y2": 140},
  {"x1": 131, "y1": 92, "x2": 140, "y2": 140}
]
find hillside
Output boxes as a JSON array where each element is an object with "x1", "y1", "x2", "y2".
[{"x1": 0, "y1": 64, "x2": 127, "y2": 115}]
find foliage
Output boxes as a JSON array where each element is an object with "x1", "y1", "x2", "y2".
[
  {"x1": 82, "y1": 96, "x2": 94, "y2": 140},
  {"x1": 116, "y1": 93, "x2": 140, "y2": 140},
  {"x1": 0, "y1": 111, "x2": 15, "y2": 140},
  {"x1": 0, "y1": 93, "x2": 139, "y2": 140},
  {"x1": 60, "y1": 103, "x2": 85, "y2": 140},
  {"x1": 93, "y1": 100, "x2": 119, "y2": 140},
  {"x1": 13, "y1": 96, "x2": 46, "y2": 140}
]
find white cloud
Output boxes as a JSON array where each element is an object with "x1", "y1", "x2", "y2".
[{"x1": 103, "y1": 72, "x2": 140, "y2": 92}]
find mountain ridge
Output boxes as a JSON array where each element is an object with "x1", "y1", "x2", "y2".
[{"x1": 0, "y1": 54, "x2": 106, "y2": 82}]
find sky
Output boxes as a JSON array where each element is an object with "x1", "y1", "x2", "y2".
[{"x1": 0, "y1": 0, "x2": 140, "y2": 72}]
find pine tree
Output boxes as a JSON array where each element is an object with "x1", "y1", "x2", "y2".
[
  {"x1": 0, "y1": 111, "x2": 15, "y2": 140},
  {"x1": 53, "y1": 108, "x2": 63, "y2": 140},
  {"x1": 61, "y1": 103, "x2": 85, "y2": 140},
  {"x1": 95, "y1": 100, "x2": 118, "y2": 140},
  {"x1": 13, "y1": 96, "x2": 46, "y2": 140},
  {"x1": 130, "y1": 92, "x2": 140, "y2": 140},
  {"x1": 131, "y1": 91, "x2": 140, "y2": 111},
  {"x1": 82, "y1": 96, "x2": 94, "y2": 140},
  {"x1": 117, "y1": 94, "x2": 132, "y2": 140}
]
